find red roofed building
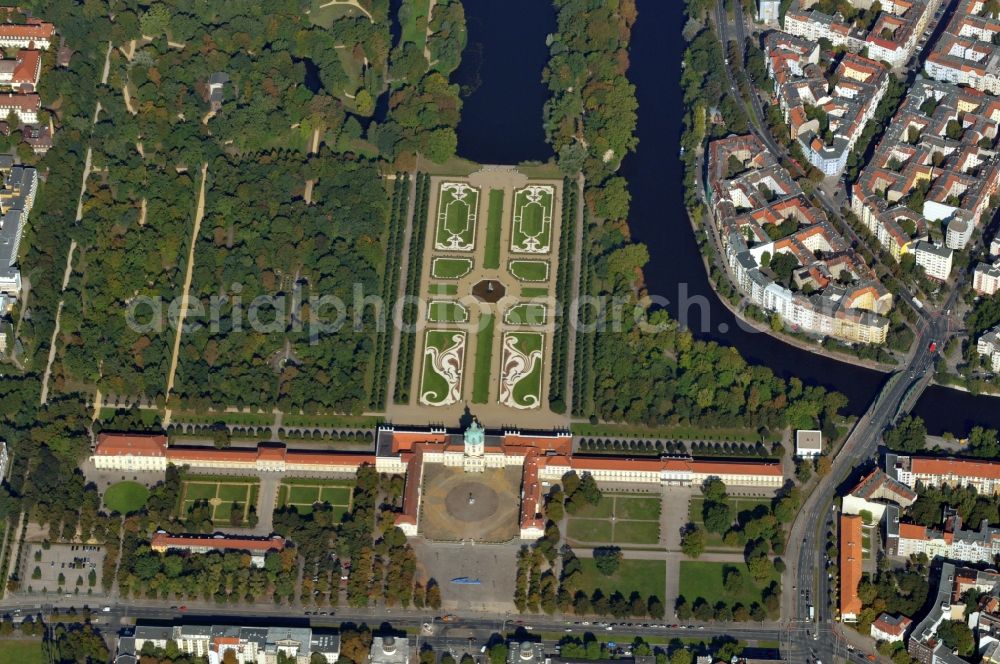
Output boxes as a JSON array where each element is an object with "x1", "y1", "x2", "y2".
[
  {"x1": 840, "y1": 514, "x2": 864, "y2": 622},
  {"x1": 150, "y1": 532, "x2": 285, "y2": 567},
  {"x1": 0, "y1": 91, "x2": 38, "y2": 124},
  {"x1": 891, "y1": 454, "x2": 1000, "y2": 495},
  {"x1": 93, "y1": 433, "x2": 168, "y2": 471},
  {"x1": 0, "y1": 49, "x2": 40, "y2": 90},
  {"x1": 871, "y1": 613, "x2": 912, "y2": 643},
  {"x1": 0, "y1": 18, "x2": 54, "y2": 50}
]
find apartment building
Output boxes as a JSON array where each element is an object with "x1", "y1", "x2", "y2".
[
  {"x1": 127, "y1": 624, "x2": 339, "y2": 664},
  {"x1": 908, "y1": 563, "x2": 970, "y2": 664},
  {"x1": 978, "y1": 325, "x2": 1000, "y2": 372},
  {"x1": 759, "y1": 0, "x2": 781, "y2": 24},
  {"x1": 783, "y1": 0, "x2": 941, "y2": 69},
  {"x1": 913, "y1": 240, "x2": 954, "y2": 280},
  {"x1": 0, "y1": 164, "x2": 36, "y2": 296},
  {"x1": 709, "y1": 134, "x2": 892, "y2": 344},
  {"x1": 765, "y1": 33, "x2": 889, "y2": 175},
  {"x1": 925, "y1": 0, "x2": 1000, "y2": 95},
  {"x1": 974, "y1": 258, "x2": 1000, "y2": 295},
  {"x1": 0, "y1": 49, "x2": 40, "y2": 90},
  {"x1": 893, "y1": 509, "x2": 1000, "y2": 563},
  {"x1": 991, "y1": 235, "x2": 1000, "y2": 255},
  {"x1": 852, "y1": 80, "x2": 1000, "y2": 267},
  {"x1": 888, "y1": 453, "x2": 1000, "y2": 494}
]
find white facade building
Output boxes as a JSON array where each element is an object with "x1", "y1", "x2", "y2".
[
  {"x1": 914, "y1": 241, "x2": 954, "y2": 281},
  {"x1": 795, "y1": 430, "x2": 823, "y2": 458},
  {"x1": 974, "y1": 260, "x2": 1000, "y2": 296},
  {"x1": 978, "y1": 326, "x2": 1000, "y2": 372}
]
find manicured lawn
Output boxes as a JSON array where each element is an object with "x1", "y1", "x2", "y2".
[
  {"x1": 576, "y1": 559, "x2": 665, "y2": 599},
  {"x1": 499, "y1": 331, "x2": 544, "y2": 408},
  {"x1": 277, "y1": 479, "x2": 354, "y2": 516},
  {"x1": 184, "y1": 482, "x2": 217, "y2": 501},
  {"x1": 472, "y1": 314, "x2": 495, "y2": 403},
  {"x1": 431, "y1": 257, "x2": 473, "y2": 279},
  {"x1": 569, "y1": 496, "x2": 614, "y2": 519},
  {"x1": 678, "y1": 561, "x2": 780, "y2": 608},
  {"x1": 617, "y1": 496, "x2": 662, "y2": 521},
  {"x1": 0, "y1": 639, "x2": 45, "y2": 664},
  {"x1": 429, "y1": 283, "x2": 459, "y2": 295},
  {"x1": 218, "y1": 484, "x2": 251, "y2": 502},
  {"x1": 504, "y1": 303, "x2": 547, "y2": 326},
  {"x1": 613, "y1": 520, "x2": 661, "y2": 544},
  {"x1": 520, "y1": 287, "x2": 548, "y2": 297},
  {"x1": 427, "y1": 300, "x2": 469, "y2": 323},
  {"x1": 419, "y1": 329, "x2": 466, "y2": 406},
  {"x1": 435, "y1": 182, "x2": 479, "y2": 251},
  {"x1": 103, "y1": 481, "x2": 149, "y2": 514},
  {"x1": 567, "y1": 518, "x2": 613, "y2": 542},
  {"x1": 688, "y1": 498, "x2": 771, "y2": 548},
  {"x1": 484, "y1": 190, "x2": 504, "y2": 269},
  {"x1": 511, "y1": 185, "x2": 554, "y2": 253},
  {"x1": 509, "y1": 259, "x2": 549, "y2": 282}
]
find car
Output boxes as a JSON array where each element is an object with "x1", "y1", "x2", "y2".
[
  {"x1": 178, "y1": 606, "x2": 187, "y2": 612},
  {"x1": 606, "y1": 626, "x2": 613, "y2": 631}
]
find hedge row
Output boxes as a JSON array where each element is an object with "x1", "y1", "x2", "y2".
[
  {"x1": 571, "y1": 211, "x2": 595, "y2": 416},
  {"x1": 393, "y1": 173, "x2": 431, "y2": 404},
  {"x1": 547, "y1": 177, "x2": 578, "y2": 413},
  {"x1": 370, "y1": 173, "x2": 410, "y2": 410}
]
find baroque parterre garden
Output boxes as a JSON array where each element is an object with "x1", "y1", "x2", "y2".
[{"x1": 403, "y1": 167, "x2": 565, "y2": 416}]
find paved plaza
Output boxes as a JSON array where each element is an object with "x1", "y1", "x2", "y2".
[{"x1": 419, "y1": 464, "x2": 522, "y2": 542}]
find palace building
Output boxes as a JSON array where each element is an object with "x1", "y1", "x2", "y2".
[{"x1": 92, "y1": 423, "x2": 786, "y2": 541}]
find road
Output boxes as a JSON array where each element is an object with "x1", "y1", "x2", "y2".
[{"x1": 1, "y1": 598, "x2": 788, "y2": 657}]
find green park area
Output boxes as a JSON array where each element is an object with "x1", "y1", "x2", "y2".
[
  {"x1": 431, "y1": 256, "x2": 473, "y2": 279},
  {"x1": 103, "y1": 481, "x2": 150, "y2": 514},
  {"x1": 277, "y1": 478, "x2": 353, "y2": 519},
  {"x1": 576, "y1": 559, "x2": 665, "y2": 599},
  {"x1": 179, "y1": 476, "x2": 259, "y2": 524},
  {"x1": 429, "y1": 283, "x2": 458, "y2": 295},
  {"x1": 472, "y1": 314, "x2": 495, "y2": 403},
  {"x1": 435, "y1": 181, "x2": 479, "y2": 251},
  {"x1": 688, "y1": 497, "x2": 771, "y2": 549},
  {"x1": 567, "y1": 493, "x2": 662, "y2": 545},
  {"x1": 511, "y1": 185, "x2": 554, "y2": 253},
  {"x1": 0, "y1": 639, "x2": 45, "y2": 664},
  {"x1": 521, "y1": 287, "x2": 548, "y2": 297},
  {"x1": 678, "y1": 561, "x2": 780, "y2": 609},
  {"x1": 484, "y1": 190, "x2": 504, "y2": 268},
  {"x1": 509, "y1": 259, "x2": 549, "y2": 282}
]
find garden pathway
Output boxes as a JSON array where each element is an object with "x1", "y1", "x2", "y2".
[{"x1": 163, "y1": 163, "x2": 209, "y2": 426}]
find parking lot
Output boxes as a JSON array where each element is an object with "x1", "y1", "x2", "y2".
[{"x1": 21, "y1": 543, "x2": 105, "y2": 596}]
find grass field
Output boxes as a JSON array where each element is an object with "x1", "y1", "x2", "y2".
[
  {"x1": 576, "y1": 559, "x2": 666, "y2": 599},
  {"x1": 103, "y1": 481, "x2": 149, "y2": 514},
  {"x1": 435, "y1": 182, "x2": 479, "y2": 251},
  {"x1": 567, "y1": 493, "x2": 662, "y2": 545},
  {"x1": 399, "y1": 0, "x2": 431, "y2": 52},
  {"x1": 277, "y1": 478, "x2": 353, "y2": 518},
  {"x1": 498, "y1": 331, "x2": 544, "y2": 409},
  {"x1": 678, "y1": 561, "x2": 780, "y2": 608},
  {"x1": 508, "y1": 259, "x2": 549, "y2": 282},
  {"x1": 0, "y1": 639, "x2": 45, "y2": 664},
  {"x1": 431, "y1": 256, "x2": 473, "y2": 279},
  {"x1": 511, "y1": 185, "x2": 554, "y2": 254},
  {"x1": 419, "y1": 329, "x2": 466, "y2": 406},
  {"x1": 688, "y1": 498, "x2": 772, "y2": 548},
  {"x1": 504, "y1": 303, "x2": 547, "y2": 326},
  {"x1": 179, "y1": 477, "x2": 259, "y2": 525},
  {"x1": 484, "y1": 190, "x2": 504, "y2": 269},
  {"x1": 520, "y1": 287, "x2": 548, "y2": 297},
  {"x1": 472, "y1": 314, "x2": 495, "y2": 404},
  {"x1": 429, "y1": 283, "x2": 459, "y2": 295},
  {"x1": 427, "y1": 300, "x2": 469, "y2": 323}
]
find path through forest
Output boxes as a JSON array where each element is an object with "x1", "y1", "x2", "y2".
[{"x1": 163, "y1": 163, "x2": 208, "y2": 425}]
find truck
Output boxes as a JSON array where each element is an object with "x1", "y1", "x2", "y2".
[
  {"x1": 808, "y1": 604, "x2": 814, "y2": 621},
  {"x1": 912, "y1": 297, "x2": 923, "y2": 309}
]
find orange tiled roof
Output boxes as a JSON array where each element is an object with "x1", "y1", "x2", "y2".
[
  {"x1": 150, "y1": 533, "x2": 285, "y2": 553},
  {"x1": 911, "y1": 456, "x2": 1000, "y2": 480},
  {"x1": 840, "y1": 514, "x2": 863, "y2": 618},
  {"x1": 95, "y1": 433, "x2": 167, "y2": 457}
]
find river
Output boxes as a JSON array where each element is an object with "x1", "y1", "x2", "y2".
[{"x1": 452, "y1": 0, "x2": 1000, "y2": 434}]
